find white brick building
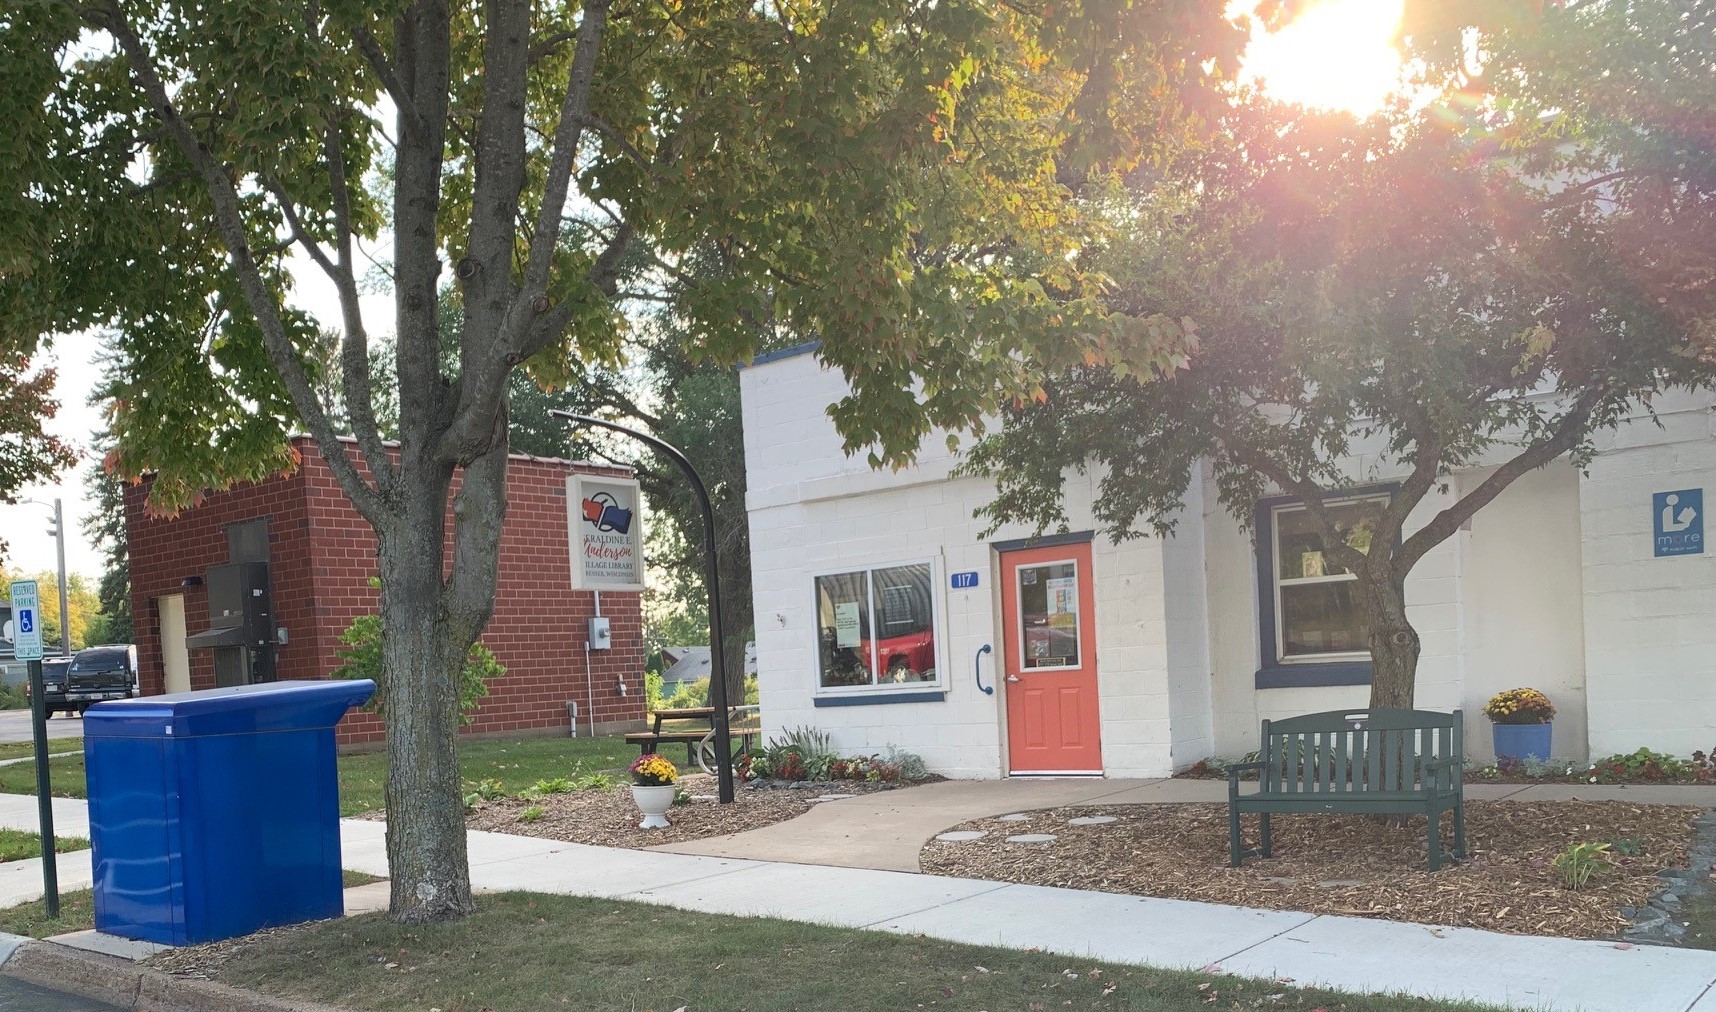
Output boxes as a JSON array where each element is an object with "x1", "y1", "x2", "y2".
[{"x1": 741, "y1": 345, "x2": 1715, "y2": 779}]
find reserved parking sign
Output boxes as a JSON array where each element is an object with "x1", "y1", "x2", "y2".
[{"x1": 8, "y1": 580, "x2": 42, "y2": 661}]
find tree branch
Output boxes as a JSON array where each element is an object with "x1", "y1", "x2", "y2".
[
  {"x1": 1396, "y1": 389, "x2": 1605, "y2": 570},
  {"x1": 94, "y1": 0, "x2": 385, "y2": 522},
  {"x1": 351, "y1": 22, "x2": 426, "y2": 137},
  {"x1": 321, "y1": 112, "x2": 398, "y2": 494}
]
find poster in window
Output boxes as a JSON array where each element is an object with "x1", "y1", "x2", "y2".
[
  {"x1": 1301, "y1": 550, "x2": 1325, "y2": 578},
  {"x1": 1045, "y1": 576, "x2": 1077, "y2": 629},
  {"x1": 834, "y1": 602, "x2": 862, "y2": 647}
]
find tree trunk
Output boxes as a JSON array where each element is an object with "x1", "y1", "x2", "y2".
[
  {"x1": 377, "y1": 473, "x2": 476, "y2": 923},
  {"x1": 1363, "y1": 567, "x2": 1421, "y2": 711}
]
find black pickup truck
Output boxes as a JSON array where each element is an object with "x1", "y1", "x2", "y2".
[{"x1": 64, "y1": 645, "x2": 139, "y2": 714}]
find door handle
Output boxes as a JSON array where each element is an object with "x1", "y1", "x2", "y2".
[{"x1": 1006, "y1": 674, "x2": 1020, "y2": 683}]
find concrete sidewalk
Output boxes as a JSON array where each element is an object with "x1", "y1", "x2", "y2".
[
  {"x1": 335, "y1": 816, "x2": 1716, "y2": 1012},
  {"x1": 656, "y1": 776, "x2": 1716, "y2": 872},
  {"x1": 7, "y1": 792, "x2": 1716, "y2": 1010}
]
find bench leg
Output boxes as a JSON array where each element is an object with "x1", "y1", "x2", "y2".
[
  {"x1": 1428, "y1": 814, "x2": 1442, "y2": 873},
  {"x1": 1453, "y1": 798, "x2": 1467, "y2": 860},
  {"x1": 1259, "y1": 812, "x2": 1272, "y2": 858},
  {"x1": 1229, "y1": 805, "x2": 1244, "y2": 868}
]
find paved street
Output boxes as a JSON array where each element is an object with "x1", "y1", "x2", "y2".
[
  {"x1": 0, "y1": 712, "x2": 82, "y2": 746},
  {"x1": 0, "y1": 976, "x2": 117, "y2": 1010}
]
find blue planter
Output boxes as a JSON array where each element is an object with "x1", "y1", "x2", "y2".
[{"x1": 1492, "y1": 722, "x2": 1553, "y2": 763}]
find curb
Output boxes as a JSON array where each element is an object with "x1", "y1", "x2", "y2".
[{"x1": 0, "y1": 933, "x2": 345, "y2": 1012}]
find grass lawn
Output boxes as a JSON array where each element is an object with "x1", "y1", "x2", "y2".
[
  {"x1": 0, "y1": 734, "x2": 639, "y2": 814},
  {"x1": 1684, "y1": 895, "x2": 1716, "y2": 949},
  {"x1": 0, "y1": 888, "x2": 95, "y2": 938},
  {"x1": 0, "y1": 753, "x2": 85, "y2": 799},
  {"x1": 197, "y1": 892, "x2": 1508, "y2": 1012},
  {"x1": 336, "y1": 734, "x2": 637, "y2": 814},
  {"x1": 0, "y1": 871, "x2": 386, "y2": 940},
  {"x1": 0, "y1": 737, "x2": 81, "y2": 762},
  {"x1": 0, "y1": 828, "x2": 87, "y2": 862}
]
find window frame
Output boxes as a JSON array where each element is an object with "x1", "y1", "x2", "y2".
[
  {"x1": 1253, "y1": 486, "x2": 1396, "y2": 690},
  {"x1": 809, "y1": 555, "x2": 949, "y2": 703},
  {"x1": 1012, "y1": 557, "x2": 1084, "y2": 673}
]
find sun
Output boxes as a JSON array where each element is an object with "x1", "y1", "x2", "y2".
[{"x1": 1236, "y1": 0, "x2": 1408, "y2": 117}]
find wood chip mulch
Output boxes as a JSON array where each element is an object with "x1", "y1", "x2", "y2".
[
  {"x1": 919, "y1": 800, "x2": 1703, "y2": 939},
  {"x1": 462, "y1": 773, "x2": 922, "y2": 849}
]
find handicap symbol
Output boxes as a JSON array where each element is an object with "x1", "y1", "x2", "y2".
[{"x1": 17, "y1": 611, "x2": 31, "y2": 634}]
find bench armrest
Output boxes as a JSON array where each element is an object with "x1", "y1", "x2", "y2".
[
  {"x1": 1424, "y1": 756, "x2": 1463, "y2": 771},
  {"x1": 1226, "y1": 761, "x2": 1265, "y2": 793}
]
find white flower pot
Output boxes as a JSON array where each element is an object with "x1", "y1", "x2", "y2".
[{"x1": 631, "y1": 784, "x2": 676, "y2": 829}]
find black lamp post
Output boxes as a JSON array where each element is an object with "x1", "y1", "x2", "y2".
[{"x1": 550, "y1": 410, "x2": 735, "y2": 804}]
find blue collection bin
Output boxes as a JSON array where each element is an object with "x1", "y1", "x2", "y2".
[{"x1": 83, "y1": 679, "x2": 375, "y2": 946}]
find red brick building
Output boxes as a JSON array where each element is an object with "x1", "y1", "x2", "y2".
[{"x1": 125, "y1": 437, "x2": 646, "y2": 746}]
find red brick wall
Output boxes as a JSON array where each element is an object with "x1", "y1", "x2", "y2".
[
  {"x1": 125, "y1": 438, "x2": 646, "y2": 746},
  {"x1": 126, "y1": 467, "x2": 318, "y2": 695}
]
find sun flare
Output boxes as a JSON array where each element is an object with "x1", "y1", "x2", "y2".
[{"x1": 1237, "y1": 0, "x2": 1408, "y2": 117}]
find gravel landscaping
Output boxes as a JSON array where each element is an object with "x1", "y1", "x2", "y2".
[
  {"x1": 462, "y1": 772, "x2": 928, "y2": 849},
  {"x1": 920, "y1": 800, "x2": 1703, "y2": 940}
]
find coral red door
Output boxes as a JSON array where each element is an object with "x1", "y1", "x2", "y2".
[{"x1": 1001, "y1": 543, "x2": 1102, "y2": 774}]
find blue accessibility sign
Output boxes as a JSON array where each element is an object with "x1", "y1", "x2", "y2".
[{"x1": 1653, "y1": 489, "x2": 1704, "y2": 557}]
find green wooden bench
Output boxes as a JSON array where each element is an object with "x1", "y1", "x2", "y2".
[{"x1": 1227, "y1": 708, "x2": 1467, "y2": 871}]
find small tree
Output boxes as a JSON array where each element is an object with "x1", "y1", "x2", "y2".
[{"x1": 966, "y1": 3, "x2": 1716, "y2": 710}]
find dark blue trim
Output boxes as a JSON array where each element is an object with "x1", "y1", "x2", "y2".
[
  {"x1": 741, "y1": 341, "x2": 821, "y2": 369},
  {"x1": 1255, "y1": 661, "x2": 1373, "y2": 689},
  {"x1": 814, "y1": 689, "x2": 946, "y2": 707},
  {"x1": 1253, "y1": 485, "x2": 1398, "y2": 690},
  {"x1": 988, "y1": 530, "x2": 1095, "y2": 553}
]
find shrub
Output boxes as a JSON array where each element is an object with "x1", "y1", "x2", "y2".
[
  {"x1": 462, "y1": 777, "x2": 507, "y2": 809},
  {"x1": 331, "y1": 579, "x2": 507, "y2": 726},
  {"x1": 533, "y1": 777, "x2": 576, "y2": 795},
  {"x1": 1484, "y1": 687, "x2": 1555, "y2": 725},
  {"x1": 517, "y1": 805, "x2": 545, "y2": 823},
  {"x1": 1592, "y1": 748, "x2": 1694, "y2": 783},
  {"x1": 643, "y1": 670, "x2": 664, "y2": 711},
  {"x1": 574, "y1": 772, "x2": 615, "y2": 791},
  {"x1": 1551, "y1": 841, "x2": 1611, "y2": 890},
  {"x1": 0, "y1": 683, "x2": 29, "y2": 710},
  {"x1": 883, "y1": 746, "x2": 929, "y2": 780}
]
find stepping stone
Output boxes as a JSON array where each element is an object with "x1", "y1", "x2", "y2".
[
  {"x1": 935, "y1": 831, "x2": 989, "y2": 842},
  {"x1": 1068, "y1": 815, "x2": 1118, "y2": 826},
  {"x1": 995, "y1": 814, "x2": 1032, "y2": 822},
  {"x1": 1005, "y1": 833, "x2": 1058, "y2": 844}
]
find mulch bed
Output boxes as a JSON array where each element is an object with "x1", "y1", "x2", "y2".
[
  {"x1": 462, "y1": 773, "x2": 927, "y2": 849},
  {"x1": 920, "y1": 800, "x2": 1703, "y2": 940}
]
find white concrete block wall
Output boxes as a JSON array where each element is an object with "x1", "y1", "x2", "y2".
[
  {"x1": 1458, "y1": 463, "x2": 1588, "y2": 762},
  {"x1": 1162, "y1": 479, "x2": 1214, "y2": 770},
  {"x1": 1581, "y1": 393, "x2": 1716, "y2": 758},
  {"x1": 742, "y1": 353, "x2": 1177, "y2": 779}
]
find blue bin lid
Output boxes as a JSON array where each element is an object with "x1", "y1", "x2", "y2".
[{"x1": 83, "y1": 679, "x2": 377, "y2": 739}]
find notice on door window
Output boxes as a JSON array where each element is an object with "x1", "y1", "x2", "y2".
[
  {"x1": 1046, "y1": 576, "x2": 1077, "y2": 618},
  {"x1": 834, "y1": 602, "x2": 861, "y2": 647}
]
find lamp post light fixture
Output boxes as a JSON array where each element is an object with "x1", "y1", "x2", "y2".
[{"x1": 549, "y1": 410, "x2": 736, "y2": 804}]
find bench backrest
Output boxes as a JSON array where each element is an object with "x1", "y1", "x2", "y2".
[{"x1": 1257, "y1": 708, "x2": 1462, "y2": 795}]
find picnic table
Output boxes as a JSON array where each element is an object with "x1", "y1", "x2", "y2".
[{"x1": 625, "y1": 705, "x2": 762, "y2": 774}]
